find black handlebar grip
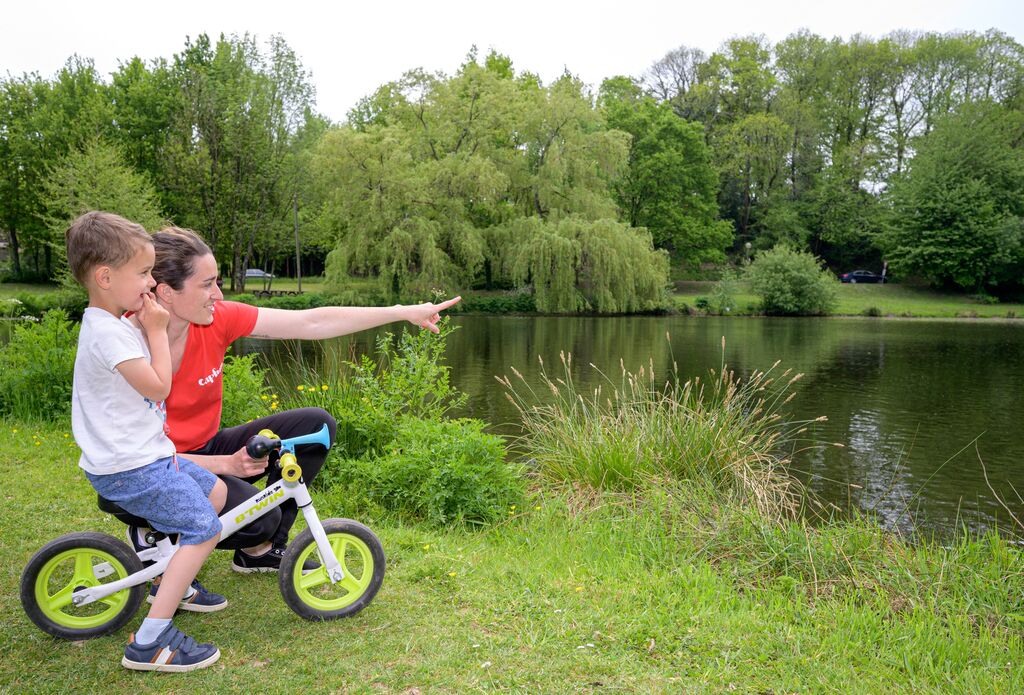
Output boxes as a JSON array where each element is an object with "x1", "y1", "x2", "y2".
[{"x1": 246, "y1": 434, "x2": 282, "y2": 459}]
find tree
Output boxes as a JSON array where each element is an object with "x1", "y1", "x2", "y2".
[
  {"x1": 42, "y1": 139, "x2": 165, "y2": 277},
  {"x1": 165, "y1": 34, "x2": 316, "y2": 289},
  {"x1": 600, "y1": 77, "x2": 732, "y2": 266},
  {"x1": 0, "y1": 57, "x2": 109, "y2": 277},
  {"x1": 881, "y1": 102, "x2": 1024, "y2": 290}
]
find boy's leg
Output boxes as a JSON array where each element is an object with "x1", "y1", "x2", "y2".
[
  {"x1": 141, "y1": 463, "x2": 229, "y2": 611},
  {"x1": 147, "y1": 535, "x2": 218, "y2": 618},
  {"x1": 88, "y1": 459, "x2": 224, "y2": 672}
]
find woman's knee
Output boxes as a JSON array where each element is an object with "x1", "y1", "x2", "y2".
[{"x1": 209, "y1": 478, "x2": 228, "y2": 513}]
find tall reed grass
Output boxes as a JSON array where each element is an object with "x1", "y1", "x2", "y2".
[{"x1": 500, "y1": 336, "x2": 828, "y2": 521}]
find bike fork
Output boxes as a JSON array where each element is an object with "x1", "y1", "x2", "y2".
[{"x1": 296, "y1": 495, "x2": 345, "y2": 583}]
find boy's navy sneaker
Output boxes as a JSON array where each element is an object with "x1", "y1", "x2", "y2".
[
  {"x1": 231, "y1": 544, "x2": 320, "y2": 574},
  {"x1": 122, "y1": 623, "x2": 220, "y2": 672},
  {"x1": 148, "y1": 577, "x2": 228, "y2": 613}
]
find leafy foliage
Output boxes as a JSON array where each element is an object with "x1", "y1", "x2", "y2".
[
  {"x1": 42, "y1": 139, "x2": 166, "y2": 281},
  {"x1": 328, "y1": 417, "x2": 524, "y2": 526},
  {"x1": 881, "y1": 102, "x2": 1024, "y2": 290},
  {"x1": 283, "y1": 320, "x2": 466, "y2": 459},
  {"x1": 317, "y1": 54, "x2": 672, "y2": 309},
  {"x1": 600, "y1": 80, "x2": 733, "y2": 266},
  {"x1": 220, "y1": 353, "x2": 272, "y2": 427},
  {"x1": 745, "y1": 246, "x2": 838, "y2": 315},
  {"x1": 0, "y1": 311, "x2": 79, "y2": 419}
]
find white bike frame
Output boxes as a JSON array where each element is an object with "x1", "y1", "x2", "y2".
[{"x1": 71, "y1": 452, "x2": 344, "y2": 609}]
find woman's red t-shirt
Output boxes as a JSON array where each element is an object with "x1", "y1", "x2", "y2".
[{"x1": 165, "y1": 300, "x2": 259, "y2": 452}]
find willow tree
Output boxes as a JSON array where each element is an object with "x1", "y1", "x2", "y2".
[
  {"x1": 495, "y1": 216, "x2": 668, "y2": 313},
  {"x1": 317, "y1": 51, "x2": 653, "y2": 306}
]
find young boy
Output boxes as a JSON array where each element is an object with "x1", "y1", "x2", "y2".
[{"x1": 67, "y1": 211, "x2": 228, "y2": 672}]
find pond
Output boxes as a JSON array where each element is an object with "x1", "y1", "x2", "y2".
[{"x1": 239, "y1": 315, "x2": 1024, "y2": 539}]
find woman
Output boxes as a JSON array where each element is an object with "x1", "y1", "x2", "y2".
[{"x1": 146, "y1": 226, "x2": 459, "y2": 573}]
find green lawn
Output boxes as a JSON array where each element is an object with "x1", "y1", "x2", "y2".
[
  {"x1": 674, "y1": 281, "x2": 1024, "y2": 318},
  {"x1": 0, "y1": 282, "x2": 60, "y2": 298},
  {"x1": 3, "y1": 420, "x2": 1023, "y2": 692}
]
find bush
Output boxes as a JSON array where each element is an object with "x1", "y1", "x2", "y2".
[
  {"x1": 0, "y1": 311, "x2": 79, "y2": 419},
  {"x1": 282, "y1": 319, "x2": 466, "y2": 459},
  {"x1": 233, "y1": 293, "x2": 332, "y2": 310},
  {"x1": 452, "y1": 292, "x2": 537, "y2": 314},
  {"x1": 745, "y1": 246, "x2": 838, "y2": 316},
  {"x1": 10, "y1": 290, "x2": 88, "y2": 320},
  {"x1": 706, "y1": 268, "x2": 741, "y2": 315},
  {"x1": 328, "y1": 417, "x2": 524, "y2": 526},
  {"x1": 220, "y1": 352, "x2": 272, "y2": 427}
]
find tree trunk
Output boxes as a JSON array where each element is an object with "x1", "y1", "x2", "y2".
[
  {"x1": 6, "y1": 229, "x2": 21, "y2": 276},
  {"x1": 293, "y1": 193, "x2": 302, "y2": 292}
]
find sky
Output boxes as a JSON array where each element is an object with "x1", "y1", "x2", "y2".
[{"x1": 2, "y1": 0, "x2": 1022, "y2": 123}]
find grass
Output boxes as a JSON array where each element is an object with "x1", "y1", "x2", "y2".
[
  {"x1": 673, "y1": 281, "x2": 1024, "y2": 318},
  {"x1": 4, "y1": 403, "x2": 1024, "y2": 691},
  {"x1": 0, "y1": 282, "x2": 61, "y2": 301}
]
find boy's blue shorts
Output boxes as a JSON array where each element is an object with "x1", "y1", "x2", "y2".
[{"x1": 86, "y1": 456, "x2": 222, "y2": 546}]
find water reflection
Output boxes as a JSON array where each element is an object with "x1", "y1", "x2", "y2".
[{"x1": 236, "y1": 316, "x2": 1024, "y2": 539}]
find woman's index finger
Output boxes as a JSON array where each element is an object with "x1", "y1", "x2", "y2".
[{"x1": 435, "y1": 296, "x2": 462, "y2": 312}]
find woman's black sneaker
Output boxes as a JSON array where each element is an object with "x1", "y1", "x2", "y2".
[{"x1": 231, "y1": 545, "x2": 319, "y2": 574}]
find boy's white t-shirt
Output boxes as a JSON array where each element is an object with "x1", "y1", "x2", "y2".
[{"x1": 71, "y1": 307, "x2": 175, "y2": 475}]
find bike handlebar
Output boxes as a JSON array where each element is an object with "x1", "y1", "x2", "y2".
[{"x1": 244, "y1": 423, "x2": 332, "y2": 460}]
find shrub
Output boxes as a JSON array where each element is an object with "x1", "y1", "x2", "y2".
[
  {"x1": 970, "y1": 293, "x2": 1000, "y2": 305},
  {"x1": 745, "y1": 246, "x2": 838, "y2": 316},
  {"x1": 0, "y1": 311, "x2": 79, "y2": 419},
  {"x1": 233, "y1": 293, "x2": 331, "y2": 310},
  {"x1": 12, "y1": 290, "x2": 88, "y2": 320},
  {"x1": 282, "y1": 320, "x2": 466, "y2": 459},
  {"x1": 220, "y1": 352, "x2": 272, "y2": 427},
  {"x1": 452, "y1": 292, "x2": 537, "y2": 314},
  {"x1": 708, "y1": 269, "x2": 741, "y2": 314},
  {"x1": 862, "y1": 306, "x2": 882, "y2": 317},
  {"x1": 328, "y1": 417, "x2": 524, "y2": 526}
]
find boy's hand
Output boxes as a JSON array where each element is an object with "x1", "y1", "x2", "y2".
[{"x1": 137, "y1": 293, "x2": 169, "y2": 334}]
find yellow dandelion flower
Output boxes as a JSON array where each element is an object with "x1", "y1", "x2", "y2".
[
  {"x1": 575, "y1": 586, "x2": 583, "y2": 592},
  {"x1": 321, "y1": 384, "x2": 329, "y2": 391},
  {"x1": 534, "y1": 506, "x2": 541, "y2": 511},
  {"x1": 448, "y1": 571, "x2": 457, "y2": 577},
  {"x1": 297, "y1": 385, "x2": 305, "y2": 391},
  {"x1": 422, "y1": 544, "x2": 430, "y2": 550},
  {"x1": 270, "y1": 403, "x2": 279, "y2": 410},
  {"x1": 261, "y1": 395, "x2": 269, "y2": 401}
]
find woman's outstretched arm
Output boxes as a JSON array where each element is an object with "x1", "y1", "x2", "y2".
[{"x1": 248, "y1": 296, "x2": 461, "y2": 340}]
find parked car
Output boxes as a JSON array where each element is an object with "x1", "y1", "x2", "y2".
[
  {"x1": 839, "y1": 269, "x2": 885, "y2": 284},
  {"x1": 245, "y1": 268, "x2": 275, "y2": 279}
]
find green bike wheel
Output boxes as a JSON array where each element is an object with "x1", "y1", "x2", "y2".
[
  {"x1": 279, "y1": 519, "x2": 385, "y2": 621},
  {"x1": 21, "y1": 532, "x2": 145, "y2": 640}
]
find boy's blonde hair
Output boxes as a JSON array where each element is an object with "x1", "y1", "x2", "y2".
[{"x1": 65, "y1": 211, "x2": 153, "y2": 285}]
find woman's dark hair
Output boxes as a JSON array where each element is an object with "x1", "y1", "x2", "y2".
[{"x1": 152, "y1": 226, "x2": 213, "y2": 290}]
